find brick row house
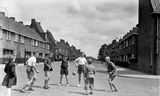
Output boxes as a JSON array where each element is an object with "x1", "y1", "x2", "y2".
[
  {"x1": 0, "y1": 12, "x2": 83, "y2": 63},
  {"x1": 107, "y1": 0, "x2": 160, "y2": 75},
  {"x1": 109, "y1": 26, "x2": 138, "y2": 69},
  {"x1": 138, "y1": 0, "x2": 160, "y2": 75},
  {"x1": 0, "y1": 12, "x2": 50, "y2": 63}
]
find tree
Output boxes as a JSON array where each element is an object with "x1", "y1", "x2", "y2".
[{"x1": 98, "y1": 44, "x2": 108, "y2": 62}]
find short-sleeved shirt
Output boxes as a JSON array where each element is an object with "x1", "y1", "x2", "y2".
[
  {"x1": 75, "y1": 57, "x2": 87, "y2": 65},
  {"x1": 44, "y1": 57, "x2": 52, "y2": 71},
  {"x1": 85, "y1": 65, "x2": 95, "y2": 78},
  {"x1": 26, "y1": 56, "x2": 36, "y2": 67}
]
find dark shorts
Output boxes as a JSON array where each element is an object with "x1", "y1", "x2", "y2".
[
  {"x1": 26, "y1": 66, "x2": 35, "y2": 79},
  {"x1": 109, "y1": 72, "x2": 117, "y2": 80},
  {"x1": 84, "y1": 78, "x2": 94, "y2": 90},
  {"x1": 85, "y1": 78, "x2": 94, "y2": 85},
  {"x1": 77, "y1": 65, "x2": 85, "y2": 74},
  {"x1": 60, "y1": 68, "x2": 68, "y2": 75}
]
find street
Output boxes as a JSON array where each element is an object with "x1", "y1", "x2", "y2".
[{"x1": 0, "y1": 61, "x2": 159, "y2": 96}]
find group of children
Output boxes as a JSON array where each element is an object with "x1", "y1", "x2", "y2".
[
  {"x1": 2, "y1": 52, "x2": 117, "y2": 96},
  {"x1": 58, "y1": 53, "x2": 96, "y2": 95},
  {"x1": 58, "y1": 54, "x2": 118, "y2": 95}
]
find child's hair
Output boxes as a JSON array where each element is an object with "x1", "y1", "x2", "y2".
[{"x1": 88, "y1": 59, "x2": 92, "y2": 64}]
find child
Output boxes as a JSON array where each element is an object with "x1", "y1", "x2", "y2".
[
  {"x1": 43, "y1": 54, "x2": 52, "y2": 89},
  {"x1": 74, "y1": 52, "x2": 87, "y2": 87},
  {"x1": 105, "y1": 56, "x2": 117, "y2": 92},
  {"x1": 2, "y1": 55, "x2": 17, "y2": 96},
  {"x1": 84, "y1": 59, "x2": 96, "y2": 95},
  {"x1": 59, "y1": 56, "x2": 69, "y2": 86}
]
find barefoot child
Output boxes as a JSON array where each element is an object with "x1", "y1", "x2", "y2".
[
  {"x1": 84, "y1": 59, "x2": 95, "y2": 95},
  {"x1": 59, "y1": 56, "x2": 69, "y2": 86},
  {"x1": 105, "y1": 56, "x2": 117, "y2": 92}
]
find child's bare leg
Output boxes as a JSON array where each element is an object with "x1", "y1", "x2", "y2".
[
  {"x1": 108, "y1": 78, "x2": 113, "y2": 91},
  {"x1": 60, "y1": 75, "x2": 63, "y2": 84},
  {"x1": 78, "y1": 73, "x2": 81, "y2": 84},
  {"x1": 65, "y1": 75, "x2": 69, "y2": 84},
  {"x1": 111, "y1": 76, "x2": 117, "y2": 91}
]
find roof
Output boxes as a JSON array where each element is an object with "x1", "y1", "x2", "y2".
[
  {"x1": 30, "y1": 19, "x2": 50, "y2": 43},
  {"x1": 111, "y1": 27, "x2": 138, "y2": 49},
  {"x1": 151, "y1": 0, "x2": 160, "y2": 13},
  {"x1": 0, "y1": 14, "x2": 45, "y2": 42},
  {"x1": 31, "y1": 19, "x2": 45, "y2": 33},
  {"x1": 46, "y1": 31, "x2": 56, "y2": 46}
]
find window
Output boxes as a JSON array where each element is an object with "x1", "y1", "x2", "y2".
[
  {"x1": 7, "y1": 31, "x2": 10, "y2": 40},
  {"x1": 20, "y1": 36, "x2": 24, "y2": 43},
  {"x1": 3, "y1": 49, "x2": 13, "y2": 57},
  {"x1": 35, "y1": 41, "x2": 38, "y2": 46},
  {"x1": 14, "y1": 34, "x2": 19, "y2": 42},
  {"x1": 0, "y1": 27, "x2": 2, "y2": 38},
  {"x1": 126, "y1": 40, "x2": 128, "y2": 47},
  {"x1": 43, "y1": 43, "x2": 45, "y2": 48},
  {"x1": 131, "y1": 37, "x2": 135, "y2": 44},
  {"x1": 31, "y1": 39, "x2": 34, "y2": 45},
  {"x1": 59, "y1": 49, "x2": 61, "y2": 52},
  {"x1": 47, "y1": 44, "x2": 49, "y2": 49}
]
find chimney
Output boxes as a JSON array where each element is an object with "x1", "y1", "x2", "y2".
[
  {"x1": 19, "y1": 21, "x2": 23, "y2": 24},
  {"x1": 0, "y1": 12, "x2": 5, "y2": 16},
  {"x1": 31, "y1": 18, "x2": 36, "y2": 23},
  {"x1": 9, "y1": 17, "x2": 15, "y2": 21}
]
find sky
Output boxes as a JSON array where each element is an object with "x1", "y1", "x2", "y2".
[{"x1": 0, "y1": 0, "x2": 138, "y2": 58}]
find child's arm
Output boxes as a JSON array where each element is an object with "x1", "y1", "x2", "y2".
[
  {"x1": 110, "y1": 62, "x2": 116, "y2": 74},
  {"x1": 74, "y1": 59, "x2": 78, "y2": 68},
  {"x1": 68, "y1": 61, "x2": 70, "y2": 66},
  {"x1": 32, "y1": 66, "x2": 39, "y2": 73}
]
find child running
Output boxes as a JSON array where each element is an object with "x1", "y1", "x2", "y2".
[
  {"x1": 84, "y1": 59, "x2": 96, "y2": 95},
  {"x1": 59, "y1": 56, "x2": 69, "y2": 86}
]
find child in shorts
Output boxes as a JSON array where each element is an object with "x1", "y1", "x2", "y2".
[
  {"x1": 59, "y1": 56, "x2": 69, "y2": 86},
  {"x1": 84, "y1": 59, "x2": 96, "y2": 95}
]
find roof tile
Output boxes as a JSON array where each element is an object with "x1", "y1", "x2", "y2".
[{"x1": 151, "y1": 0, "x2": 160, "y2": 12}]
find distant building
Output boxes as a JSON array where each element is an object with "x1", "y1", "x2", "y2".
[
  {"x1": 138, "y1": 0, "x2": 160, "y2": 74},
  {"x1": 0, "y1": 12, "x2": 50, "y2": 63},
  {"x1": 30, "y1": 19, "x2": 51, "y2": 55},
  {"x1": 109, "y1": 26, "x2": 138, "y2": 69},
  {"x1": 55, "y1": 39, "x2": 70, "y2": 60}
]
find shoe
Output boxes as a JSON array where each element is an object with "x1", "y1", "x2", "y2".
[
  {"x1": 58, "y1": 84, "x2": 61, "y2": 86},
  {"x1": 89, "y1": 92, "x2": 93, "y2": 94},
  {"x1": 66, "y1": 84, "x2": 69, "y2": 86},
  {"x1": 78, "y1": 84, "x2": 81, "y2": 87},
  {"x1": 44, "y1": 86, "x2": 49, "y2": 89},
  {"x1": 85, "y1": 92, "x2": 89, "y2": 95},
  {"x1": 20, "y1": 89, "x2": 26, "y2": 93},
  {"x1": 114, "y1": 89, "x2": 118, "y2": 92},
  {"x1": 28, "y1": 88, "x2": 34, "y2": 91}
]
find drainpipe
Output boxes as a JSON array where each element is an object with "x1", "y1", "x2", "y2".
[{"x1": 156, "y1": 16, "x2": 159, "y2": 75}]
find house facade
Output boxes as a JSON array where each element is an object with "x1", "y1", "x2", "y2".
[
  {"x1": 138, "y1": 0, "x2": 160, "y2": 74},
  {"x1": 0, "y1": 12, "x2": 50, "y2": 63},
  {"x1": 109, "y1": 26, "x2": 138, "y2": 69}
]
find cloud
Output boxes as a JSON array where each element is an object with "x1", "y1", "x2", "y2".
[{"x1": 1, "y1": 0, "x2": 138, "y2": 58}]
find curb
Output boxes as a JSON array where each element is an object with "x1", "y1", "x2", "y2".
[{"x1": 117, "y1": 74, "x2": 160, "y2": 80}]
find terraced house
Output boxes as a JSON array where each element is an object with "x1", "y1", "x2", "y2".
[
  {"x1": 0, "y1": 12, "x2": 50, "y2": 63},
  {"x1": 110, "y1": 26, "x2": 138, "y2": 69},
  {"x1": 138, "y1": 0, "x2": 160, "y2": 75}
]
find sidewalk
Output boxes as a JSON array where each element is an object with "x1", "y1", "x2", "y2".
[{"x1": 117, "y1": 66, "x2": 160, "y2": 80}]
